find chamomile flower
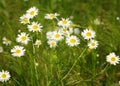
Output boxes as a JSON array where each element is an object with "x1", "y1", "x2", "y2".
[
  {"x1": 58, "y1": 18, "x2": 71, "y2": 28},
  {"x1": 106, "y1": 52, "x2": 120, "y2": 65},
  {"x1": 52, "y1": 31, "x2": 64, "y2": 41},
  {"x1": 88, "y1": 40, "x2": 98, "y2": 49},
  {"x1": 2, "y1": 37, "x2": 12, "y2": 45},
  {"x1": 66, "y1": 35, "x2": 80, "y2": 46},
  {"x1": 16, "y1": 32, "x2": 30, "y2": 45},
  {"x1": 34, "y1": 39, "x2": 42, "y2": 48},
  {"x1": 20, "y1": 14, "x2": 30, "y2": 24},
  {"x1": 28, "y1": 22, "x2": 43, "y2": 32},
  {"x1": 26, "y1": 6, "x2": 38, "y2": 19},
  {"x1": 81, "y1": 29, "x2": 95, "y2": 40},
  {"x1": 0, "y1": 46, "x2": 3, "y2": 53},
  {"x1": 47, "y1": 40, "x2": 57, "y2": 48},
  {"x1": 46, "y1": 31, "x2": 54, "y2": 40},
  {"x1": 11, "y1": 45, "x2": 25, "y2": 57},
  {"x1": 0, "y1": 70, "x2": 11, "y2": 82},
  {"x1": 45, "y1": 13, "x2": 59, "y2": 20}
]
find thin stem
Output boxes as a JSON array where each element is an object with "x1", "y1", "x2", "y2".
[{"x1": 62, "y1": 47, "x2": 87, "y2": 80}]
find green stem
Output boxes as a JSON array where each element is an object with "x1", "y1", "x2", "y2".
[{"x1": 62, "y1": 47, "x2": 87, "y2": 80}]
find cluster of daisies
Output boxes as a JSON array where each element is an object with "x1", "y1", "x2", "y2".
[{"x1": 0, "y1": 6, "x2": 120, "y2": 83}]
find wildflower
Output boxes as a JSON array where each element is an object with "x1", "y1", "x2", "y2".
[
  {"x1": 45, "y1": 13, "x2": 59, "y2": 20},
  {"x1": 28, "y1": 22, "x2": 43, "y2": 32},
  {"x1": 81, "y1": 29, "x2": 95, "y2": 40},
  {"x1": 0, "y1": 46, "x2": 3, "y2": 53},
  {"x1": 106, "y1": 52, "x2": 120, "y2": 65},
  {"x1": 88, "y1": 39, "x2": 98, "y2": 49},
  {"x1": 0, "y1": 70, "x2": 11, "y2": 82},
  {"x1": 2, "y1": 37, "x2": 12, "y2": 45},
  {"x1": 74, "y1": 28, "x2": 80, "y2": 35},
  {"x1": 11, "y1": 45, "x2": 25, "y2": 57},
  {"x1": 52, "y1": 31, "x2": 64, "y2": 41},
  {"x1": 34, "y1": 39, "x2": 42, "y2": 48},
  {"x1": 58, "y1": 18, "x2": 71, "y2": 28},
  {"x1": 26, "y1": 6, "x2": 38, "y2": 19},
  {"x1": 47, "y1": 40, "x2": 57, "y2": 48},
  {"x1": 20, "y1": 14, "x2": 30, "y2": 24},
  {"x1": 46, "y1": 31, "x2": 54, "y2": 40},
  {"x1": 16, "y1": 32, "x2": 30, "y2": 45},
  {"x1": 66, "y1": 35, "x2": 80, "y2": 46}
]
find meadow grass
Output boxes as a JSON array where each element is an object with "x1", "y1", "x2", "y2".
[{"x1": 0, "y1": 0, "x2": 120, "y2": 86}]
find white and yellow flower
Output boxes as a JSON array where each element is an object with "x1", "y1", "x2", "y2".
[
  {"x1": 16, "y1": 32, "x2": 30, "y2": 45},
  {"x1": 28, "y1": 22, "x2": 43, "y2": 32},
  {"x1": 106, "y1": 52, "x2": 120, "y2": 65},
  {"x1": 26, "y1": 6, "x2": 38, "y2": 18},
  {"x1": 52, "y1": 31, "x2": 64, "y2": 41},
  {"x1": 58, "y1": 18, "x2": 71, "y2": 28},
  {"x1": 45, "y1": 13, "x2": 59, "y2": 20},
  {"x1": 81, "y1": 29, "x2": 95, "y2": 40},
  {"x1": 66, "y1": 35, "x2": 80, "y2": 46},
  {"x1": 47, "y1": 40, "x2": 57, "y2": 48},
  {"x1": 20, "y1": 14, "x2": 30, "y2": 24},
  {"x1": 0, "y1": 70, "x2": 11, "y2": 82},
  {"x1": 34, "y1": 39, "x2": 42, "y2": 48},
  {"x1": 88, "y1": 39, "x2": 98, "y2": 49},
  {"x1": 2, "y1": 37, "x2": 12, "y2": 45},
  {"x1": 11, "y1": 45, "x2": 25, "y2": 57}
]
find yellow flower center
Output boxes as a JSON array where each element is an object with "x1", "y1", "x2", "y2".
[
  {"x1": 23, "y1": 18, "x2": 29, "y2": 23},
  {"x1": 21, "y1": 36, "x2": 27, "y2": 41},
  {"x1": 50, "y1": 14, "x2": 55, "y2": 19},
  {"x1": 111, "y1": 57, "x2": 116, "y2": 62},
  {"x1": 51, "y1": 42, "x2": 55, "y2": 46},
  {"x1": 16, "y1": 49, "x2": 21, "y2": 54},
  {"x1": 62, "y1": 20, "x2": 67, "y2": 24},
  {"x1": 2, "y1": 74, "x2": 6, "y2": 78},
  {"x1": 91, "y1": 43, "x2": 95, "y2": 46},
  {"x1": 30, "y1": 11, "x2": 35, "y2": 15},
  {"x1": 70, "y1": 38, "x2": 76, "y2": 43},
  {"x1": 86, "y1": 32, "x2": 91, "y2": 37},
  {"x1": 55, "y1": 34, "x2": 60, "y2": 38},
  {"x1": 32, "y1": 25, "x2": 38, "y2": 30}
]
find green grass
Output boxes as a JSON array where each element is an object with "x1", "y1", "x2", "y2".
[{"x1": 0, "y1": 0, "x2": 120, "y2": 86}]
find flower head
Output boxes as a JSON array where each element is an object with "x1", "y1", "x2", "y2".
[
  {"x1": 106, "y1": 52, "x2": 120, "y2": 65},
  {"x1": 16, "y1": 32, "x2": 30, "y2": 45},
  {"x1": 34, "y1": 39, "x2": 42, "y2": 48},
  {"x1": 47, "y1": 40, "x2": 57, "y2": 48},
  {"x1": 28, "y1": 22, "x2": 43, "y2": 32},
  {"x1": 81, "y1": 29, "x2": 95, "y2": 40},
  {"x1": 45, "y1": 13, "x2": 59, "y2": 20},
  {"x1": 26, "y1": 6, "x2": 38, "y2": 19},
  {"x1": 20, "y1": 14, "x2": 30, "y2": 24},
  {"x1": 11, "y1": 46, "x2": 25, "y2": 57},
  {"x1": 88, "y1": 39, "x2": 98, "y2": 49},
  {"x1": 52, "y1": 31, "x2": 64, "y2": 41},
  {"x1": 66, "y1": 35, "x2": 80, "y2": 46},
  {"x1": 0, "y1": 70, "x2": 11, "y2": 82},
  {"x1": 58, "y1": 18, "x2": 71, "y2": 28},
  {"x1": 2, "y1": 37, "x2": 12, "y2": 45}
]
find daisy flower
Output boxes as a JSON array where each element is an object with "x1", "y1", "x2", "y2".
[
  {"x1": 28, "y1": 22, "x2": 43, "y2": 32},
  {"x1": 16, "y1": 32, "x2": 30, "y2": 45},
  {"x1": 2, "y1": 37, "x2": 12, "y2": 45},
  {"x1": 58, "y1": 18, "x2": 71, "y2": 28},
  {"x1": 34, "y1": 39, "x2": 42, "y2": 48},
  {"x1": 0, "y1": 46, "x2": 3, "y2": 53},
  {"x1": 47, "y1": 40, "x2": 57, "y2": 48},
  {"x1": 20, "y1": 14, "x2": 30, "y2": 24},
  {"x1": 0, "y1": 70, "x2": 11, "y2": 82},
  {"x1": 11, "y1": 45, "x2": 25, "y2": 57},
  {"x1": 66, "y1": 35, "x2": 80, "y2": 46},
  {"x1": 52, "y1": 31, "x2": 64, "y2": 41},
  {"x1": 45, "y1": 13, "x2": 59, "y2": 20},
  {"x1": 81, "y1": 29, "x2": 95, "y2": 40},
  {"x1": 88, "y1": 39, "x2": 98, "y2": 49},
  {"x1": 26, "y1": 6, "x2": 38, "y2": 19},
  {"x1": 106, "y1": 52, "x2": 120, "y2": 65}
]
